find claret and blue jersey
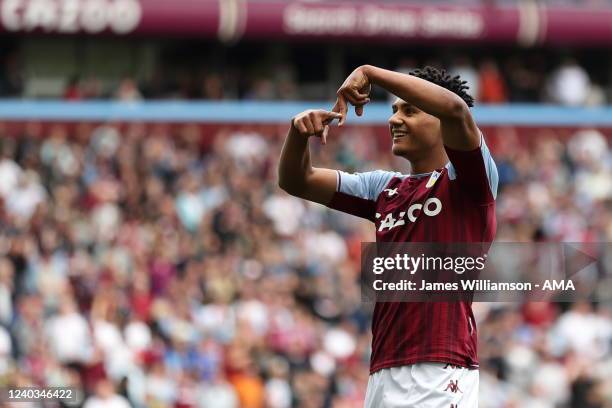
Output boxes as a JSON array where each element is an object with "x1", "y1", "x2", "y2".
[{"x1": 326, "y1": 133, "x2": 499, "y2": 374}]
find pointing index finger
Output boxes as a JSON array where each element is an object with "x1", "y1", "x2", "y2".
[
  {"x1": 323, "y1": 111, "x2": 343, "y2": 122},
  {"x1": 332, "y1": 95, "x2": 348, "y2": 126}
]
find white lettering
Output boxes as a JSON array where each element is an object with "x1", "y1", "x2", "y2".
[
  {"x1": 421, "y1": 10, "x2": 483, "y2": 38},
  {"x1": 392, "y1": 211, "x2": 406, "y2": 229},
  {"x1": 378, "y1": 198, "x2": 443, "y2": 231},
  {"x1": 58, "y1": 0, "x2": 79, "y2": 32},
  {"x1": 542, "y1": 280, "x2": 575, "y2": 291},
  {"x1": 23, "y1": 0, "x2": 56, "y2": 31},
  {"x1": 374, "y1": 279, "x2": 382, "y2": 290},
  {"x1": 81, "y1": 0, "x2": 106, "y2": 33},
  {"x1": 384, "y1": 256, "x2": 395, "y2": 271},
  {"x1": 360, "y1": 6, "x2": 417, "y2": 36},
  {"x1": 282, "y1": 5, "x2": 484, "y2": 39},
  {"x1": 378, "y1": 213, "x2": 397, "y2": 232},
  {"x1": 423, "y1": 197, "x2": 442, "y2": 217},
  {"x1": 1, "y1": 0, "x2": 22, "y2": 30},
  {"x1": 0, "y1": 0, "x2": 141, "y2": 34},
  {"x1": 284, "y1": 4, "x2": 357, "y2": 35},
  {"x1": 109, "y1": 0, "x2": 140, "y2": 34},
  {"x1": 373, "y1": 257, "x2": 384, "y2": 274},
  {"x1": 409, "y1": 256, "x2": 421, "y2": 274},
  {"x1": 407, "y1": 203, "x2": 422, "y2": 223}
]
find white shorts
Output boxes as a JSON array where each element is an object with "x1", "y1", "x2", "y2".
[{"x1": 364, "y1": 363, "x2": 478, "y2": 408}]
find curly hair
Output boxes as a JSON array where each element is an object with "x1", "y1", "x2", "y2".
[{"x1": 409, "y1": 66, "x2": 475, "y2": 107}]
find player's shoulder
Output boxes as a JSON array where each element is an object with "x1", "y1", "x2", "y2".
[
  {"x1": 337, "y1": 169, "x2": 405, "y2": 201},
  {"x1": 444, "y1": 130, "x2": 499, "y2": 200}
]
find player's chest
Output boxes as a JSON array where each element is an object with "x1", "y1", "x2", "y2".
[{"x1": 374, "y1": 171, "x2": 452, "y2": 235}]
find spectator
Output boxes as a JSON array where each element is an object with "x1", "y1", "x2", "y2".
[
  {"x1": 115, "y1": 78, "x2": 143, "y2": 102},
  {"x1": 547, "y1": 57, "x2": 591, "y2": 106},
  {"x1": 46, "y1": 297, "x2": 94, "y2": 365},
  {"x1": 83, "y1": 378, "x2": 131, "y2": 408},
  {"x1": 0, "y1": 324, "x2": 11, "y2": 376},
  {"x1": 478, "y1": 59, "x2": 508, "y2": 103},
  {"x1": 63, "y1": 75, "x2": 83, "y2": 100},
  {"x1": 450, "y1": 56, "x2": 480, "y2": 101}
]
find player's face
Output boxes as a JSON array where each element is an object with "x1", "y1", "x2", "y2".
[{"x1": 388, "y1": 99, "x2": 442, "y2": 159}]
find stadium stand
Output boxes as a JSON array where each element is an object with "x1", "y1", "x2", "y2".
[{"x1": 0, "y1": 113, "x2": 610, "y2": 407}]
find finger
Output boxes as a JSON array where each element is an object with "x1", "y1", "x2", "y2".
[
  {"x1": 331, "y1": 100, "x2": 341, "y2": 116},
  {"x1": 296, "y1": 120, "x2": 309, "y2": 136},
  {"x1": 309, "y1": 112, "x2": 325, "y2": 138},
  {"x1": 349, "y1": 89, "x2": 370, "y2": 101},
  {"x1": 304, "y1": 118, "x2": 315, "y2": 136},
  {"x1": 333, "y1": 95, "x2": 348, "y2": 126},
  {"x1": 338, "y1": 85, "x2": 369, "y2": 103},
  {"x1": 342, "y1": 92, "x2": 370, "y2": 107},
  {"x1": 321, "y1": 125, "x2": 329, "y2": 145},
  {"x1": 312, "y1": 115, "x2": 324, "y2": 135},
  {"x1": 322, "y1": 111, "x2": 343, "y2": 125},
  {"x1": 355, "y1": 99, "x2": 370, "y2": 116},
  {"x1": 359, "y1": 83, "x2": 372, "y2": 96}
]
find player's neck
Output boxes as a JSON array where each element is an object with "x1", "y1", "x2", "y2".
[{"x1": 407, "y1": 151, "x2": 449, "y2": 175}]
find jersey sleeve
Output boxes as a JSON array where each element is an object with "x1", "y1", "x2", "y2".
[
  {"x1": 444, "y1": 131, "x2": 498, "y2": 205},
  {"x1": 327, "y1": 169, "x2": 399, "y2": 221}
]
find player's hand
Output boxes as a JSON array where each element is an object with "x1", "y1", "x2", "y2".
[
  {"x1": 291, "y1": 109, "x2": 343, "y2": 145},
  {"x1": 333, "y1": 66, "x2": 372, "y2": 126}
]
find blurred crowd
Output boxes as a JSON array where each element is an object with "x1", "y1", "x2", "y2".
[
  {"x1": 58, "y1": 56, "x2": 612, "y2": 106},
  {"x1": 54, "y1": 56, "x2": 612, "y2": 106},
  {"x1": 0, "y1": 122, "x2": 610, "y2": 408},
  {"x1": 1, "y1": 47, "x2": 611, "y2": 106}
]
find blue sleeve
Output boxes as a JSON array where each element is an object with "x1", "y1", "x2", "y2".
[
  {"x1": 336, "y1": 170, "x2": 400, "y2": 200},
  {"x1": 445, "y1": 132, "x2": 498, "y2": 203},
  {"x1": 327, "y1": 170, "x2": 400, "y2": 221},
  {"x1": 480, "y1": 136, "x2": 499, "y2": 200}
]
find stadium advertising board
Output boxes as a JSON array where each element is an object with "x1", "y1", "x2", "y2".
[
  {"x1": 278, "y1": 4, "x2": 491, "y2": 40},
  {"x1": 0, "y1": 0, "x2": 218, "y2": 36},
  {"x1": 0, "y1": 0, "x2": 142, "y2": 34},
  {"x1": 0, "y1": 0, "x2": 612, "y2": 45}
]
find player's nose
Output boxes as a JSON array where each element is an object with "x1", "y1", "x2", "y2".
[{"x1": 388, "y1": 113, "x2": 402, "y2": 127}]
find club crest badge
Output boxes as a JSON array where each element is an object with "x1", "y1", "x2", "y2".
[{"x1": 426, "y1": 170, "x2": 440, "y2": 188}]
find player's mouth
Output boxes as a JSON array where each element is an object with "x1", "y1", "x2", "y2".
[{"x1": 391, "y1": 130, "x2": 410, "y2": 141}]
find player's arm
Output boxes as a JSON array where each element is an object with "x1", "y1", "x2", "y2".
[
  {"x1": 278, "y1": 109, "x2": 342, "y2": 205},
  {"x1": 334, "y1": 65, "x2": 480, "y2": 151}
]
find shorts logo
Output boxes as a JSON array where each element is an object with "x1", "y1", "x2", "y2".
[{"x1": 444, "y1": 380, "x2": 462, "y2": 394}]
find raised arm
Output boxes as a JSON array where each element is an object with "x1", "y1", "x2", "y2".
[
  {"x1": 334, "y1": 65, "x2": 480, "y2": 151},
  {"x1": 278, "y1": 109, "x2": 342, "y2": 205}
]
